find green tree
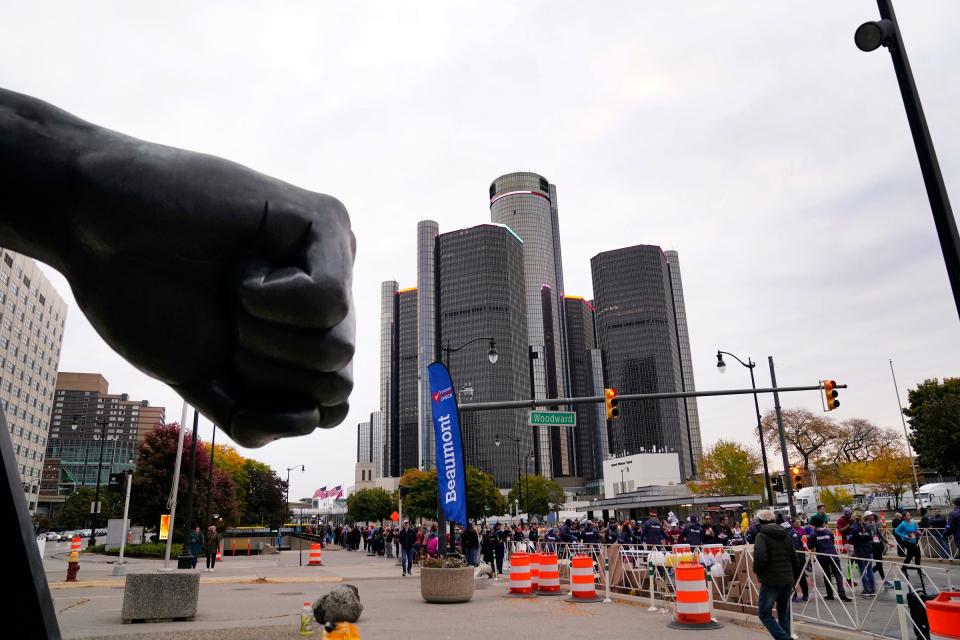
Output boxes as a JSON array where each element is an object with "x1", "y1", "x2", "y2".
[
  {"x1": 904, "y1": 377, "x2": 960, "y2": 477},
  {"x1": 130, "y1": 423, "x2": 239, "y2": 537},
  {"x1": 690, "y1": 440, "x2": 762, "y2": 496},
  {"x1": 507, "y1": 475, "x2": 565, "y2": 516},
  {"x1": 464, "y1": 466, "x2": 507, "y2": 520},
  {"x1": 57, "y1": 487, "x2": 121, "y2": 529},
  {"x1": 242, "y1": 460, "x2": 286, "y2": 527},
  {"x1": 346, "y1": 488, "x2": 394, "y2": 523},
  {"x1": 399, "y1": 468, "x2": 438, "y2": 522}
]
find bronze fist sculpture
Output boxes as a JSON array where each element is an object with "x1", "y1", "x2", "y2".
[{"x1": 0, "y1": 88, "x2": 355, "y2": 447}]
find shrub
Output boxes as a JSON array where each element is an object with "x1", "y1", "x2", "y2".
[{"x1": 83, "y1": 542, "x2": 183, "y2": 558}]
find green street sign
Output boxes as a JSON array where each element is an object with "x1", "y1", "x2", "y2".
[{"x1": 528, "y1": 410, "x2": 576, "y2": 427}]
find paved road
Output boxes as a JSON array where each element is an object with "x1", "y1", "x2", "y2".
[{"x1": 43, "y1": 542, "x2": 768, "y2": 640}]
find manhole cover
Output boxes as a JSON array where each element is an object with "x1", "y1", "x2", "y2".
[{"x1": 278, "y1": 592, "x2": 304, "y2": 596}]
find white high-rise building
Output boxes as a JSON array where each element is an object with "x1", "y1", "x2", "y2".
[{"x1": 0, "y1": 249, "x2": 67, "y2": 513}]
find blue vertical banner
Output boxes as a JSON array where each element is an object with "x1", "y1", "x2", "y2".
[{"x1": 427, "y1": 362, "x2": 467, "y2": 526}]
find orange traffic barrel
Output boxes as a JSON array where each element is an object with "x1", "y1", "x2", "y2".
[
  {"x1": 506, "y1": 552, "x2": 535, "y2": 597},
  {"x1": 668, "y1": 562, "x2": 722, "y2": 629},
  {"x1": 928, "y1": 592, "x2": 960, "y2": 640},
  {"x1": 70, "y1": 537, "x2": 81, "y2": 554},
  {"x1": 567, "y1": 555, "x2": 602, "y2": 603},
  {"x1": 309, "y1": 543, "x2": 323, "y2": 566},
  {"x1": 536, "y1": 553, "x2": 561, "y2": 595}
]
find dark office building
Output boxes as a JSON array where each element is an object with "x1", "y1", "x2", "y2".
[
  {"x1": 391, "y1": 287, "x2": 419, "y2": 477},
  {"x1": 564, "y1": 296, "x2": 603, "y2": 481},
  {"x1": 436, "y1": 224, "x2": 530, "y2": 489},
  {"x1": 590, "y1": 245, "x2": 701, "y2": 480}
]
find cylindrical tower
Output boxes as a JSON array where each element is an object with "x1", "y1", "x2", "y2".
[
  {"x1": 490, "y1": 172, "x2": 570, "y2": 478},
  {"x1": 417, "y1": 220, "x2": 439, "y2": 470}
]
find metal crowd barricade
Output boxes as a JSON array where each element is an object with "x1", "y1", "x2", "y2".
[{"x1": 523, "y1": 539, "x2": 955, "y2": 638}]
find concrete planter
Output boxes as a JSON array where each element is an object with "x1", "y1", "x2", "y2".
[{"x1": 419, "y1": 566, "x2": 475, "y2": 603}]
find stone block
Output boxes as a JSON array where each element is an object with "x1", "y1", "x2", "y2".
[{"x1": 121, "y1": 572, "x2": 200, "y2": 623}]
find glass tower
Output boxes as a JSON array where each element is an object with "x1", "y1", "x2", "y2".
[
  {"x1": 417, "y1": 220, "x2": 439, "y2": 471},
  {"x1": 590, "y1": 244, "x2": 701, "y2": 480},
  {"x1": 396, "y1": 288, "x2": 419, "y2": 475},
  {"x1": 436, "y1": 224, "x2": 529, "y2": 489},
  {"x1": 563, "y1": 296, "x2": 602, "y2": 481},
  {"x1": 379, "y1": 281, "x2": 398, "y2": 476},
  {"x1": 489, "y1": 173, "x2": 571, "y2": 478}
]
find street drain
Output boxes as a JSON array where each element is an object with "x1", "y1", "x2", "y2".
[{"x1": 232, "y1": 587, "x2": 257, "y2": 591}]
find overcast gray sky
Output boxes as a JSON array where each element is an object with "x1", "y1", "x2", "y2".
[{"x1": 3, "y1": 1, "x2": 958, "y2": 501}]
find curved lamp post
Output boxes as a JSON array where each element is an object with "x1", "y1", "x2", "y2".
[{"x1": 716, "y1": 350, "x2": 774, "y2": 506}]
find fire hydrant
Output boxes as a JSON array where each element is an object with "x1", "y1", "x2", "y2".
[
  {"x1": 323, "y1": 622, "x2": 361, "y2": 640},
  {"x1": 66, "y1": 551, "x2": 80, "y2": 582}
]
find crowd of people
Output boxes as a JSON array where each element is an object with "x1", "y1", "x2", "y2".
[{"x1": 306, "y1": 497, "x2": 960, "y2": 586}]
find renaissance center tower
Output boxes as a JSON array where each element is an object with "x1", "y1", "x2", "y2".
[{"x1": 489, "y1": 172, "x2": 572, "y2": 478}]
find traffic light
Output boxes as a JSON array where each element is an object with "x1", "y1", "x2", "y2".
[
  {"x1": 791, "y1": 465, "x2": 803, "y2": 490},
  {"x1": 822, "y1": 380, "x2": 840, "y2": 411},
  {"x1": 772, "y1": 475, "x2": 784, "y2": 493},
  {"x1": 605, "y1": 388, "x2": 620, "y2": 420}
]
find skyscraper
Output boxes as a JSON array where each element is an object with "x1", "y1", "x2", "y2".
[
  {"x1": 395, "y1": 287, "x2": 419, "y2": 476},
  {"x1": 665, "y1": 250, "x2": 703, "y2": 477},
  {"x1": 489, "y1": 172, "x2": 571, "y2": 478},
  {"x1": 591, "y1": 245, "x2": 702, "y2": 480},
  {"x1": 417, "y1": 220, "x2": 439, "y2": 471},
  {"x1": 379, "y1": 281, "x2": 398, "y2": 477},
  {"x1": 0, "y1": 249, "x2": 67, "y2": 513},
  {"x1": 436, "y1": 223, "x2": 529, "y2": 489},
  {"x1": 563, "y1": 296, "x2": 603, "y2": 481}
]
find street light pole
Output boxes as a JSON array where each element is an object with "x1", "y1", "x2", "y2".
[
  {"x1": 855, "y1": 1, "x2": 960, "y2": 319},
  {"x1": 717, "y1": 351, "x2": 774, "y2": 506},
  {"x1": 88, "y1": 417, "x2": 109, "y2": 548},
  {"x1": 438, "y1": 337, "x2": 498, "y2": 556}
]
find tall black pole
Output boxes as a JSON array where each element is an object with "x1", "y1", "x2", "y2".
[
  {"x1": 204, "y1": 423, "x2": 217, "y2": 527},
  {"x1": 871, "y1": 0, "x2": 960, "y2": 318},
  {"x1": 88, "y1": 419, "x2": 108, "y2": 548},
  {"x1": 768, "y1": 357, "x2": 796, "y2": 518},
  {"x1": 749, "y1": 363, "x2": 775, "y2": 506}
]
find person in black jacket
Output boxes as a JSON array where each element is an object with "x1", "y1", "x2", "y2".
[
  {"x1": 462, "y1": 522, "x2": 480, "y2": 566},
  {"x1": 807, "y1": 516, "x2": 850, "y2": 601},
  {"x1": 398, "y1": 521, "x2": 417, "y2": 576},
  {"x1": 682, "y1": 516, "x2": 703, "y2": 547},
  {"x1": 753, "y1": 509, "x2": 799, "y2": 640}
]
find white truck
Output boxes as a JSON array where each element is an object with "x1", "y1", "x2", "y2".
[{"x1": 917, "y1": 482, "x2": 960, "y2": 508}]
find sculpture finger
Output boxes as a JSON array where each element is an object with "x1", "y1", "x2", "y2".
[
  {"x1": 235, "y1": 349, "x2": 353, "y2": 406},
  {"x1": 236, "y1": 305, "x2": 355, "y2": 372}
]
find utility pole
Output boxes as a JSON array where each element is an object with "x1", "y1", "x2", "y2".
[{"x1": 768, "y1": 357, "x2": 796, "y2": 519}]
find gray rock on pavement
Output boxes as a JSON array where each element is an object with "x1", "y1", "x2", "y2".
[{"x1": 312, "y1": 584, "x2": 362, "y2": 623}]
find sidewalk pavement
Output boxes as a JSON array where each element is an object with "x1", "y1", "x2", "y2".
[{"x1": 48, "y1": 545, "x2": 770, "y2": 640}]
